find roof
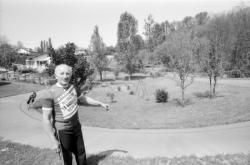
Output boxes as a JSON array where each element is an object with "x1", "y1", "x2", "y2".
[
  {"x1": 17, "y1": 48, "x2": 33, "y2": 54},
  {"x1": 26, "y1": 54, "x2": 50, "y2": 61}
]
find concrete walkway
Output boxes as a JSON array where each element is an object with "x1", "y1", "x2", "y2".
[{"x1": 0, "y1": 93, "x2": 250, "y2": 158}]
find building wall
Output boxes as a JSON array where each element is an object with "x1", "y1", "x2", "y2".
[{"x1": 25, "y1": 54, "x2": 51, "y2": 72}]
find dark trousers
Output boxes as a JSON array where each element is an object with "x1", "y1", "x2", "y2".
[{"x1": 58, "y1": 123, "x2": 87, "y2": 165}]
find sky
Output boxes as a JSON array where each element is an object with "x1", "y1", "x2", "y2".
[{"x1": 0, "y1": 0, "x2": 250, "y2": 49}]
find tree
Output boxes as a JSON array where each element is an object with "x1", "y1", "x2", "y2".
[
  {"x1": 48, "y1": 38, "x2": 53, "y2": 49},
  {"x1": 157, "y1": 30, "x2": 195, "y2": 106},
  {"x1": 117, "y1": 12, "x2": 144, "y2": 80},
  {"x1": 37, "y1": 38, "x2": 52, "y2": 53},
  {"x1": 152, "y1": 23, "x2": 166, "y2": 47},
  {"x1": 0, "y1": 37, "x2": 16, "y2": 69},
  {"x1": 137, "y1": 49, "x2": 152, "y2": 71},
  {"x1": 193, "y1": 36, "x2": 216, "y2": 97},
  {"x1": 195, "y1": 12, "x2": 209, "y2": 25},
  {"x1": 204, "y1": 15, "x2": 234, "y2": 96},
  {"x1": 229, "y1": 7, "x2": 250, "y2": 76},
  {"x1": 12, "y1": 65, "x2": 18, "y2": 76},
  {"x1": 161, "y1": 20, "x2": 172, "y2": 39},
  {"x1": 144, "y1": 14, "x2": 155, "y2": 52},
  {"x1": 47, "y1": 42, "x2": 93, "y2": 95},
  {"x1": 182, "y1": 16, "x2": 195, "y2": 29},
  {"x1": 89, "y1": 25, "x2": 108, "y2": 81}
]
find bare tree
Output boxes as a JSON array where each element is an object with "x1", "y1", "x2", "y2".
[
  {"x1": 204, "y1": 15, "x2": 234, "y2": 96},
  {"x1": 157, "y1": 30, "x2": 195, "y2": 106}
]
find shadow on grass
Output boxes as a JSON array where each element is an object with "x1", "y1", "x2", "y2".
[
  {"x1": 1, "y1": 138, "x2": 249, "y2": 165},
  {"x1": 193, "y1": 91, "x2": 225, "y2": 99},
  {"x1": 0, "y1": 138, "x2": 128, "y2": 165},
  {"x1": 87, "y1": 150, "x2": 128, "y2": 165}
]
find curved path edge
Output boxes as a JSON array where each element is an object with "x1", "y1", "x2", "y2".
[{"x1": 0, "y1": 93, "x2": 250, "y2": 158}]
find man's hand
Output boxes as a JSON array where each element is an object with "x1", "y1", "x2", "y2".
[{"x1": 100, "y1": 103, "x2": 110, "y2": 111}]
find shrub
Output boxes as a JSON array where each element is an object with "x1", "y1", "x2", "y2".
[
  {"x1": 129, "y1": 91, "x2": 134, "y2": 95},
  {"x1": 155, "y1": 89, "x2": 168, "y2": 103},
  {"x1": 227, "y1": 69, "x2": 242, "y2": 78},
  {"x1": 127, "y1": 85, "x2": 130, "y2": 90},
  {"x1": 117, "y1": 86, "x2": 121, "y2": 91},
  {"x1": 106, "y1": 92, "x2": 115, "y2": 103},
  {"x1": 20, "y1": 69, "x2": 34, "y2": 74},
  {"x1": 32, "y1": 79, "x2": 37, "y2": 84}
]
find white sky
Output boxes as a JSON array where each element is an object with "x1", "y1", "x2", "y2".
[{"x1": 0, "y1": 0, "x2": 249, "y2": 49}]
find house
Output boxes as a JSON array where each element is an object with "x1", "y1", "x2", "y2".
[
  {"x1": 75, "y1": 48, "x2": 92, "y2": 62},
  {"x1": 12, "y1": 63, "x2": 27, "y2": 70},
  {"x1": 106, "y1": 55, "x2": 119, "y2": 71},
  {"x1": 75, "y1": 49, "x2": 87, "y2": 55},
  {"x1": 17, "y1": 48, "x2": 32, "y2": 55},
  {"x1": 0, "y1": 67, "x2": 9, "y2": 80},
  {"x1": 25, "y1": 54, "x2": 51, "y2": 72}
]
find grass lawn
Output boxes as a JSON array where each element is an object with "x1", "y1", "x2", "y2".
[
  {"x1": 0, "y1": 138, "x2": 249, "y2": 165},
  {"x1": 1, "y1": 73, "x2": 250, "y2": 129},
  {"x1": 79, "y1": 73, "x2": 250, "y2": 129},
  {"x1": 0, "y1": 81, "x2": 45, "y2": 98}
]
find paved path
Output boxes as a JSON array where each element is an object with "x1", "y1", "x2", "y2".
[{"x1": 0, "y1": 93, "x2": 250, "y2": 158}]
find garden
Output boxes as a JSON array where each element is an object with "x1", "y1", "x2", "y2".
[{"x1": 78, "y1": 71, "x2": 250, "y2": 129}]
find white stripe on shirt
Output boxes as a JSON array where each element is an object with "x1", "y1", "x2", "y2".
[{"x1": 42, "y1": 107, "x2": 53, "y2": 111}]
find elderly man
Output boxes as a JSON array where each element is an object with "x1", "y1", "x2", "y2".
[{"x1": 41, "y1": 64, "x2": 109, "y2": 165}]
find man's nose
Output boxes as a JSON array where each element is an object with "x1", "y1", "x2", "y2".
[{"x1": 63, "y1": 74, "x2": 69, "y2": 79}]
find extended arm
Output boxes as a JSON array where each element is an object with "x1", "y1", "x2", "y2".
[{"x1": 78, "y1": 94, "x2": 110, "y2": 111}]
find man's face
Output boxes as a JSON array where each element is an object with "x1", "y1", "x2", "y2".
[{"x1": 55, "y1": 66, "x2": 72, "y2": 86}]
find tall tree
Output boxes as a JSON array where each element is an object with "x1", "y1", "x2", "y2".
[
  {"x1": 182, "y1": 16, "x2": 194, "y2": 29},
  {"x1": 230, "y1": 7, "x2": 250, "y2": 76},
  {"x1": 195, "y1": 12, "x2": 209, "y2": 25},
  {"x1": 117, "y1": 12, "x2": 143, "y2": 80},
  {"x1": 0, "y1": 36, "x2": 17, "y2": 68},
  {"x1": 89, "y1": 25, "x2": 108, "y2": 81},
  {"x1": 161, "y1": 20, "x2": 172, "y2": 39},
  {"x1": 37, "y1": 39, "x2": 52, "y2": 53},
  {"x1": 143, "y1": 14, "x2": 155, "y2": 52},
  {"x1": 48, "y1": 38, "x2": 53, "y2": 49},
  {"x1": 193, "y1": 36, "x2": 217, "y2": 97},
  {"x1": 152, "y1": 23, "x2": 166, "y2": 46}
]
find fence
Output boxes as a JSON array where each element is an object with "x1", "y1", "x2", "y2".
[{"x1": 13, "y1": 74, "x2": 57, "y2": 86}]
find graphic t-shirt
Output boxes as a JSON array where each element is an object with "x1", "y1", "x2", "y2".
[{"x1": 41, "y1": 84, "x2": 80, "y2": 130}]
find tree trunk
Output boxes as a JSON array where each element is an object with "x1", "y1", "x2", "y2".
[
  {"x1": 129, "y1": 72, "x2": 132, "y2": 81},
  {"x1": 213, "y1": 75, "x2": 217, "y2": 96},
  {"x1": 99, "y1": 71, "x2": 103, "y2": 81},
  {"x1": 209, "y1": 75, "x2": 212, "y2": 98},
  {"x1": 181, "y1": 79, "x2": 185, "y2": 106}
]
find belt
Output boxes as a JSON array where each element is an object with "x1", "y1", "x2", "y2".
[{"x1": 55, "y1": 118, "x2": 79, "y2": 124}]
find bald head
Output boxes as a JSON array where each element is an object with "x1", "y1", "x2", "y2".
[
  {"x1": 55, "y1": 64, "x2": 72, "y2": 87},
  {"x1": 55, "y1": 64, "x2": 72, "y2": 76}
]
